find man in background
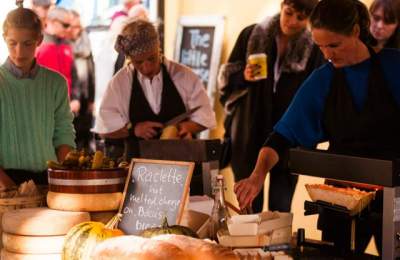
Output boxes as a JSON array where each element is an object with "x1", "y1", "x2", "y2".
[
  {"x1": 36, "y1": 7, "x2": 79, "y2": 114},
  {"x1": 30, "y1": 0, "x2": 52, "y2": 27},
  {"x1": 68, "y1": 10, "x2": 95, "y2": 150}
]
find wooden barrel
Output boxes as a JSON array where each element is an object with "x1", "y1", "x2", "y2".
[{"x1": 48, "y1": 168, "x2": 128, "y2": 194}]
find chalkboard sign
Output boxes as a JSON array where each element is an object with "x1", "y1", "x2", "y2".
[
  {"x1": 175, "y1": 16, "x2": 224, "y2": 107},
  {"x1": 118, "y1": 159, "x2": 194, "y2": 235}
]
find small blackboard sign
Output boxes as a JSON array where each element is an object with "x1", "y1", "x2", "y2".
[
  {"x1": 179, "y1": 25, "x2": 215, "y2": 87},
  {"x1": 175, "y1": 16, "x2": 224, "y2": 107},
  {"x1": 118, "y1": 159, "x2": 194, "y2": 235}
]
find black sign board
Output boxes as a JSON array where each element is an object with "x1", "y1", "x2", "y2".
[
  {"x1": 179, "y1": 26, "x2": 215, "y2": 87},
  {"x1": 118, "y1": 159, "x2": 194, "y2": 235},
  {"x1": 175, "y1": 16, "x2": 224, "y2": 105}
]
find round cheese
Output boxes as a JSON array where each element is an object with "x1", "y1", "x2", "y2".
[
  {"x1": 2, "y1": 207, "x2": 90, "y2": 236},
  {"x1": 1, "y1": 249, "x2": 60, "y2": 260},
  {"x1": 47, "y1": 191, "x2": 122, "y2": 212},
  {"x1": 90, "y1": 211, "x2": 117, "y2": 224},
  {"x1": 2, "y1": 232, "x2": 65, "y2": 254}
]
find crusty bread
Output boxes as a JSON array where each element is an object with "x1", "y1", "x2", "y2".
[
  {"x1": 153, "y1": 234, "x2": 239, "y2": 260},
  {"x1": 92, "y1": 234, "x2": 238, "y2": 260},
  {"x1": 305, "y1": 184, "x2": 375, "y2": 215},
  {"x1": 92, "y1": 235, "x2": 190, "y2": 260}
]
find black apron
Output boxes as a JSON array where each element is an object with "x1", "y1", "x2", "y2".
[
  {"x1": 318, "y1": 46, "x2": 400, "y2": 255},
  {"x1": 125, "y1": 63, "x2": 186, "y2": 159}
]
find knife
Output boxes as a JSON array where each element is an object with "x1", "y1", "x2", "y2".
[{"x1": 164, "y1": 105, "x2": 201, "y2": 127}]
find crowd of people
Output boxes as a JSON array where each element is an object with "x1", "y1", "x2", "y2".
[
  {"x1": 0, "y1": 0, "x2": 215, "y2": 188},
  {"x1": 0, "y1": 0, "x2": 400, "y2": 257}
]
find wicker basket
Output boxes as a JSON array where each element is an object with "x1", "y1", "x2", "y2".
[{"x1": 0, "y1": 186, "x2": 47, "y2": 212}]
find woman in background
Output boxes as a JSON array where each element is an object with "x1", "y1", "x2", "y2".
[
  {"x1": 218, "y1": 0, "x2": 323, "y2": 213},
  {"x1": 369, "y1": 0, "x2": 400, "y2": 50}
]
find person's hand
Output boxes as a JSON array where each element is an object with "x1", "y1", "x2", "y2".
[
  {"x1": 177, "y1": 122, "x2": 193, "y2": 139},
  {"x1": 70, "y1": 99, "x2": 81, "y2": 114},
  {"x1": 244, "y1": 63, "x2": 262, "y2": 82},
  {"x1": 234, "y1": 173, "x2": 265, "y2": 209},
  {"x1": 134, "y1": 121, "x2": 164, "y2": 140},
  {"x1": 0, "y1": 168, "x2": 16, "y2": 191}
]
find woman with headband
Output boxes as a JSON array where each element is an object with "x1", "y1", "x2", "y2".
[{"x1": 93, "y1": 20, "x2": 216, "y2": 159}]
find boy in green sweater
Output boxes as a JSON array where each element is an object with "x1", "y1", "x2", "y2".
[{"x1": 0, "y1": 6, "x2": 75, "y2": 189}]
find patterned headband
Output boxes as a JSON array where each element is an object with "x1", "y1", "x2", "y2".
[{"x1": 114, "y1": 32, "x2": 159, "y2": 57}]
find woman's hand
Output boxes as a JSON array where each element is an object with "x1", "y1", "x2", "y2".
[
  {"x1": 177, "y1": 122, "x2": 194, "y2": 139},
  {"x1": 134, "y1": 121, "x2": 163, "y2": 140},
  {"x1": 244, "y1": 63, "x2": 262, "y2": 82},
  {"x1": 234, "y1": 172, "x2": 266, "y2": 210}
]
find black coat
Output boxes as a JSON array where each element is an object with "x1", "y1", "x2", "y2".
[{"x1": 219, "y1": 15, "x2": 325, "y2": 179}]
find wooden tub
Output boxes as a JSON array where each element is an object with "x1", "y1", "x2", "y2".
[{"x1": 47, "y1": 168, "x2": 128, "y2": 194}]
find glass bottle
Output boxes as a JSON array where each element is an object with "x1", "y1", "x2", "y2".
[{"x1": 209, "y1": 175, "x2": 230, "y2": 241}]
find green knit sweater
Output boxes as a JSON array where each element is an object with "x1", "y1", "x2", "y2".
[{"x1": 0, "y1": 65, "x2": 76, "y2": 171}]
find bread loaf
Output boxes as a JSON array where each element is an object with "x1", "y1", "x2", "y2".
[
  {"x1": 305, "y1": 184, "x2": 375, "y2": 215},
  {"x1": 153, "y1": 234, "x2": 239, "y2": 260},
  {"x1": 91, "y1": 235, "x2": 190, "y2": 260}
]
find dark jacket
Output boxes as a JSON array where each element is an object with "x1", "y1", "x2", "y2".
[{"x1": 218, "y1": 15, "x2": 325, "y2": 178}]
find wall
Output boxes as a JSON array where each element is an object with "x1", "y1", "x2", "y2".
[{"x1": 164, "y1": 0, "x2": 376, "y2": 255}]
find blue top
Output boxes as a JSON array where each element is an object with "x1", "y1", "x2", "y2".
[{"x1": 274, "y1": 48, "x2": 400, "y2": 148}]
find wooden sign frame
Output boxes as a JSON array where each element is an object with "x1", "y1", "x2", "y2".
[
  {"x1": 117, "y1": 158, "x2": 194, "y2": 233},
  {"x1": 174, "y1": 15, "x2": 225, "y2": 108}
]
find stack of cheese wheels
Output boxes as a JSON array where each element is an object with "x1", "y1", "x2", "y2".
[
  {"x1": 1, "y1": 207, "x2": 90, "y2": 260},
  {"x1": 47, "y1": 168, "x2": 126, "y2": 212}
]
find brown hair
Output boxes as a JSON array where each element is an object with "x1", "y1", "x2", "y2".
[
  {"x1": 310, "y1": 0, "x2": 371, "y2": 43},
  {"x1": 3, "y1": 7, "x2": 42, "y2": 37},
  {"x1": 370, "y1": 0, "x2": 400, "y2": 24},
  {"x1": 283, "y1": 0, "x2": 319, "y2": 16}
]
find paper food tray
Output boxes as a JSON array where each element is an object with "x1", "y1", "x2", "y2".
[
  {"x1": 228, "y1": 211, "x2": 292, "y2": 236},
  {"x1": 218, "y1": 226, "x2": 292, "y2": 248},
  {"x1": 305, "y1": 184, "x2": 375, "y2": 215}
]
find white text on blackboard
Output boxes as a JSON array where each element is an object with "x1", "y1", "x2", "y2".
[{"x1": 136, "y1": 166, "x2": 183, "y2": 185}]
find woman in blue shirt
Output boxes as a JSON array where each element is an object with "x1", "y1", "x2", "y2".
[{"x1": 235, "y1": 0, "x2": 400, "y2": 255}]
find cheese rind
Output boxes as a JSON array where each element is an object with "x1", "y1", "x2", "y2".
[
  {"x1": 2, "y1": 232, "x2": 65, "y2": 254},
  {"x1": 1, "y1": 249, "x2": 60, "y2": 260},
  {"x1": 89, "y1": 211, "x2": 117, "y2": 224},
  {"x1": 2, "y1": 207, "x2": 90, "y2": 236},
  {"x1": 47, "y1": 191, "x2": 122, "y2": 212}
]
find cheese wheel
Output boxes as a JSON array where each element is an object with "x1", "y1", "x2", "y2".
[
  {"x1": 2, "y1": 207, "x2": 90, "y2": 236},
  {"x1": 2, "y1": 232, "x2": 65, "y2": 254},
  {"x1": 1, "y1": 249, "x2": 60, "y2": 260},
  {"x1": 47, "y1": 191, "x2": 122, "y2": 212},
  {"x1": 89, "y1": 211, "x2": 117, "y2": 224}
]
